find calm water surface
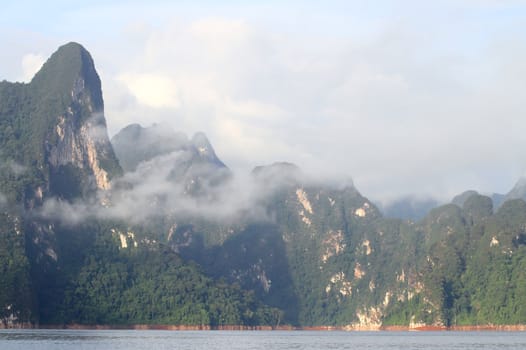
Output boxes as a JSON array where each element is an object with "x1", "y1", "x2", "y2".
[{"x1": 1, "y1": 329, "x2": 526, "y2": 350}]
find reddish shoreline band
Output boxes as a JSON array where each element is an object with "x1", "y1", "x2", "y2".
[{"x1": 3, "y1": 324, "x2": 522, "y2": 331}]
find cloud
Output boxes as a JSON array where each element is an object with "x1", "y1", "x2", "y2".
[
  {"x1": 3, "y1": 2, "x2": 525, "y2": 201},
  {"x1": 85, "y1": 113, "x2": 115, "y2": 143},
  {"x1": 117, "y1": 73, "x2": 181, "y2": 109},
  {"x1": 9, "y1": 161, "x2": 27, "y2": 175},
  {"x1": 108, "y1": 17, "x2": 480, "y2": 200},
  {"x1": 0, "y1": 192, "x2": 6, "y2": 208},
  {"x1": 21, "y1": 53, "x2": 45, "y2": 82},
  {"x1": 39, "y1": 198, "x2": 91, "y2": 225},
  {"x1": 36, "y1": 123, "x2": 322, "y2": 227},
  {"x1": 38, "y1": 148, "x2": 291, "y2": 226},
  {"x1": 0, "y1": 160, "x2": 27, "y2": 176}
]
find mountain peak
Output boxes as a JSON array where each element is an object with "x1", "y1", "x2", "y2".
[
  {"x1": 252, "y1": 162, "x2": 300, "y2": 174},
  {"x1": 30, "y1": 42, "x2": 103, "y2": 111},
  {"x1": 191, "y1": 132, "x2": 212, "y2": 154},
  {"x1": 0, "y1": 42, "x2": 121, "y2": 201},
  {"x1": 191, "y1": 132, "x2": 225, "y2": 167},
  {"x1": 112, "y1": 125, "x2": 228, "y2": 172},
  {"x1": 251, "y1": 162, "x2": 302, "y2": 186},
  {"x1": 451, "y1": 190, "x2": 479, "y2": 207}
]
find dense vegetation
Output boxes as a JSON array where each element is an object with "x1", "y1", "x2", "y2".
[
  {"x1": 35, "y1": 222, "x2": 282, "y2": 326},
  {"x1": 0, "y1": 213, "x2": 34, "y2": 325},
  {"x1": 383, "y1": 195, "x2": 526, "y2": 327}
]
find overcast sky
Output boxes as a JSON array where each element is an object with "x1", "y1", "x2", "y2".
[{"x1": 1, "y1": 0, "x2": 525, "y2": 202}]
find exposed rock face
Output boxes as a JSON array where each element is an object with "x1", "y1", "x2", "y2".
[
  {"x1": 349, "y1": 307, "x2": 383, "y2": 330},
  {"x1": 321, "y1": 230, "x2": 346, "y2": 263},
  {"x1": 48, "y1": 113, "x2": 112, "y2": 191},
  {"x1": 36, "y1": 42, "x2": 121, "y2": 197}
]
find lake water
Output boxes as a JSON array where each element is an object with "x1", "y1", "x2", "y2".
[{"x1": 1, "y1": 329, "x2": 526, "y2": 350}]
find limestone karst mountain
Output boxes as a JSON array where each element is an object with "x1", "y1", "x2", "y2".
[
  {"x1": 0, "y1": 42, "x2": 121, "y2": 204},
  {"x1": 2, "y1": 43, "x2": 526, "y2": 329}
]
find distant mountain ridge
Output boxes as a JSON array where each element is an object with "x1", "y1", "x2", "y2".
[{"x1": 503, "y1": 176, "x2": 526, "y2": 204}]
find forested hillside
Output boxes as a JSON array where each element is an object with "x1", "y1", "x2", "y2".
[{"x1": 2, "y1": 43, "x2": 526, "y2": 329}]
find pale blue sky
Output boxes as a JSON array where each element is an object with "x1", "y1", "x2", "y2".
[{"x1": 1, "y1": 1, "x2": 526, "y2": 202}]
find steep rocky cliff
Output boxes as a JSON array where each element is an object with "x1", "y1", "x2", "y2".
[
  {"x1": 35, "y1": 42, "x2": 121, "y2": 198},
  {"x1": 0, "y1": 42, "x2": 121, "y2": 204},
  {"x1": 0, "y1": 42, "x2": 122, "y2": 326}
]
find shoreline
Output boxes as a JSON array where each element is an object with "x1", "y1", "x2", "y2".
[{"x1": 4, "y1": 324, "x2": 526, "y2": 331}]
